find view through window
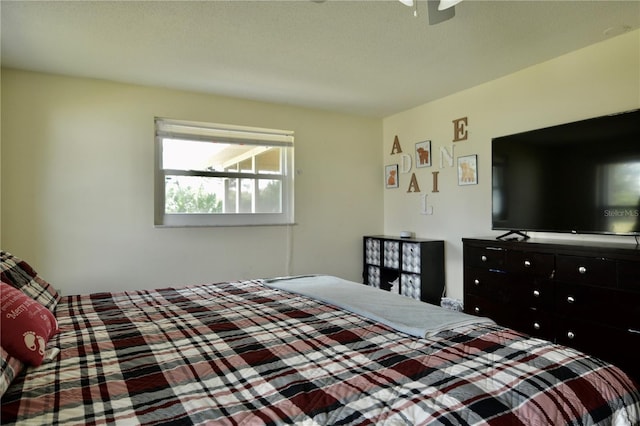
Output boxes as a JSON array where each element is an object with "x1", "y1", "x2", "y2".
[
  {"x1": 155, "y1": 118, "x2": 294, "y2": 226},
  {"x1": 600, "y1": 161, "x2": 640, "y2": 233}
]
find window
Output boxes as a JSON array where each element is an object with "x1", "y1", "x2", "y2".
[{"x1": 155, "y1": 118, "x2": 294, "y2": 226}]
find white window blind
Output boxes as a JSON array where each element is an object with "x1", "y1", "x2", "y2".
[{"x1": 154, "y1": 118, "x2": 294, "y2": 227}]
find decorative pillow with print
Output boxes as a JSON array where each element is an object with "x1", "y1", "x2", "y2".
[
  {"x1": 0, "y1": 282, "x2": 58, "y2": 366},
  {"x1": 0, "y1": 251, "x2": 61, "y2": 313}
]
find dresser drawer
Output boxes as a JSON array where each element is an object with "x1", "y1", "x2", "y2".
[
  {"x1": 513, "y1": 309, "x2": 555, "y2": 342},
  {"x1": 510, "y1": 278, "x2": 554, "y2": 310},
  {"x1": 555, "y1": 282, "x2": 616, "y2": 323},
  {"x1": 557, "y1": 319, "x2": 640, "y2": 383},
  {"x1": 556, "y1": 255, "x2": 616, "y2": 287},
  {"x1": 465, "y1": 245, "x2": 506, "y2": 270},
  {"x1": 618, "y1": 260, "x2": 640, "y2": 292},
  {"x1": 464, "y1": 293, "x2": 511, "y2": 325},
  {"x1": 464, "y1": 267, "x2": 509, "y2": 301},
  {"x1": 555, "y1": 317, "x2": 621, "y2": 361},
  {"x1": 612, "y1": 289, "x2": 640, "y2": 331},
  {"x1": 506, "y1": 251, "x2": 555, "y2": 277},
  {"x1": 614, "y1": 328, "x2": 640, "y2": 384}
]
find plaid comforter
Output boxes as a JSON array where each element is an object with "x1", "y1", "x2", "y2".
[{"x1": 2, "y1": 280, "x2": 639, "y2": 425}]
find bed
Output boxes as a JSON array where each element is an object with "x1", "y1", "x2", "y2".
[{"x1": 2, "y1": 252, "x2": 639, "y2": 425}]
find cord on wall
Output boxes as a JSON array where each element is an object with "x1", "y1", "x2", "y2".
[{"x1": 285, "y1": 224, "x2": 294, "y2": 276}]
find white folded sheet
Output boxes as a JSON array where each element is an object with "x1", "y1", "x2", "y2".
[{"x1": 263, "y1": 275, "x2": 494, "y2": 338}]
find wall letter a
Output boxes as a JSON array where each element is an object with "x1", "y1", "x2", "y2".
[
  {"x1": 391, "y1": 135, "x2": 403, "y2": 154},
  {"x1": 407, "y1": 173, "x2": 420, "y2": 193}
]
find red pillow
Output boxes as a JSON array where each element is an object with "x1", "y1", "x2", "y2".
[{"x1": 1, "y1": 282, "x2": 58, "y2": 366}]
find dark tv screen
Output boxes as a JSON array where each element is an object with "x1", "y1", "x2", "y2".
[{"x1": 492, "y1": 109, "x2": 640, "y2": 236}]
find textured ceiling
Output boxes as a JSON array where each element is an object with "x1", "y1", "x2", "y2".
[{"x1": 1, "y1": 0, "x2": 639, "y2": 117}]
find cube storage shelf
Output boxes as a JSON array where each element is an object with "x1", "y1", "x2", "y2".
[{"x1": 363, "y1": 235, "x2": 445, "y2": 305}]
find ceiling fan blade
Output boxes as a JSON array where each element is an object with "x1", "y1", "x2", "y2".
[
  {"x1": 438, "y1": 0, "x2": 463, "y2": 11},
  {"x1": 427, "y1": 0, "x2": 455, "y2": 25}
]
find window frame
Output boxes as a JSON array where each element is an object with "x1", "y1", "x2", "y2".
[{"x1": 154, "y1": 118, "x2": 295, "y2": 227}]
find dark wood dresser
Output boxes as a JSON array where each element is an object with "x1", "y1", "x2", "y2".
[{"x1": 463, "y1": 237, "x2": 640, "y2": 383}]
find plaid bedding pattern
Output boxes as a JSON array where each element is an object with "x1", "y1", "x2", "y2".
[
  {"x1": 0, "y1": 346, "x2": 23, "y2": 398},
  {"x1": 2, "y1": 280, "x2": 639, "y2": 425}
]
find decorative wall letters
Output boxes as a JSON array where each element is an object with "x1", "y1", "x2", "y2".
[
  {"x1": 400, "y1": 154, "x2": 413, "y2": 174},
  {"x1": 452, "y1": 117, "x2": 468, "y2": 142},
  {"x1": 439, "y1": 145, "x2": 454, "y2": 168},
  {"x1": 407, "y1": 173, "x2": 421, "y2": 193},
  {"x1": 421, "y1": 194, "x2": 434, "y2": 215},
  {"x1": 432, "y1": 171, "x2": 440, "y2": 193},
  {"x1": 391, "y1": 135, "x2": 403, "y2": 154},
  {"x1": 386, "y1": 116, "x2": 477, "y2": 216}
]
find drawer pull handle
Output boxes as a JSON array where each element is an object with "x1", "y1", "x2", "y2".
[
  {"x1": 567, "y1": 296, "x2": 575, "y2": 304},
  {"x1": 578, "y1": 266, "x2": 587, "y2": 274},
  {"x1": 567, "y1": 331, "x2": 575, "y2": 339},
  {"x1": 481, "y1": 255, "x2": 487, "y2": 262},
  {"x1": 474, "y1": 279, "x2": 480, "y2": 286},
  {"x1": 524, "y1": 260, "x2": 531, "y2": 268},
  {"x1": 533, "y1": 290, "x2": 540, "y2": 297},
  {"x1": 533, "y1": 322, "x2": 540, "y2": 330},
  {"x1": 474, "y1": 307, "x2": 480, "y2": 314}
]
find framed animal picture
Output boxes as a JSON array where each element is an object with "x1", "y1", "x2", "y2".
[
  {"x1": 385, "y1": 164, "x2": 399, "y2": 189},
  {"x1": 415, "y1": 140, "x2": 431, "y2": 168},
  {"x1": 457, "y1": 154, "x2": 478, "y2": 185}
]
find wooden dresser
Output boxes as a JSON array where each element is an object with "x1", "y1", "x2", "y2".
[{"x1": 463, "y1": 237, "x2": 640, "y2": 383}]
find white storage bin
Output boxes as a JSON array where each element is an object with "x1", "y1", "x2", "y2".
[
  {"x1": 401, "y1": 273, "x2": 421, "y2": 300},
  {"x1": 365, "y1": 238, "x2": 381, "y2": 265},
  {"x1": 367, "y1": 266, "x2": 381, "y2": 288},
  {"x1": 384, "y1": 241, "x2": 400, "y2": 269},
  {"x1": 402, "y1": 243, "x2": 421, "y2": 273}
]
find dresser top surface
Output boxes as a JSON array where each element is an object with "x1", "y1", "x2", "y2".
[
  {"x1": 366, "y1": 235, "x2": 444, "y2": 243},
  {"x1": 463, "y1": 237, "x2": 640, "y2": 259}
]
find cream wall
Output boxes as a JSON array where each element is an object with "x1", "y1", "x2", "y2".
[
  {"x1": 383, "y1": 30, "x2": 640, "y2": 300},
  {"x1": 1, "y1": 70, "x2": 382, "y2": 295},
  {"x1": 3, "y1": 30, "x2": 638, "y2": 299}
]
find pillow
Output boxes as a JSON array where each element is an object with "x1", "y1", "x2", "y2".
[
  {"x1": 1, "y1": 282, "x2": 58, "y2": 366},
  {"x1": 1, "y1": 250, "x2": 61, "y2": 313},
  {"x1": 0, "y1": 345, "x2": 24, "y2": 398}
]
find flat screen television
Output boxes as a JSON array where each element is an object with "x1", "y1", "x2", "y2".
[{"x1": 491, "y1": 109, "x2": 640, "y2": 238}]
